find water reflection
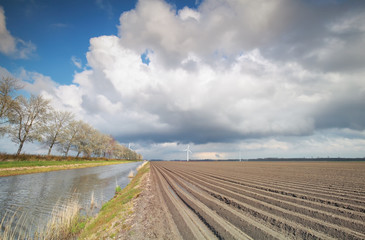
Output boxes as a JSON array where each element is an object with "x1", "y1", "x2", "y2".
[{"x1": 0, "y1": 161, "x2": 141, "y2": 234}]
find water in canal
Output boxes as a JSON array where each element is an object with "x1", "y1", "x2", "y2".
[{"x1": 0, "y1": 161, "x2": 142, "y2": 235}]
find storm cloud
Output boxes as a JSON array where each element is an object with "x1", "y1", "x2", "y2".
[{"x1": 22, "y1": 0, "x2": 365, "y2": 159}]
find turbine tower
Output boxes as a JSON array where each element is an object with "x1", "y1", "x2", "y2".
[{"x1": 184, "y1": 145, "x2": 192, "y2": 162}]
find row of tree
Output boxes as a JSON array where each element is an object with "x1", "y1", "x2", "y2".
[{"x1": 0, "y1": 76, "x2": 142, "y2": 160}]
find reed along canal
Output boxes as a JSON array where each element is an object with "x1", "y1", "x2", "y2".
[{"x1": 0, "y1": 161, "x2": 141, "y2": 234}]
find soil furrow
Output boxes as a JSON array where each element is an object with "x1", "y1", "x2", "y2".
[
  {"x1": 219, "y1": 172, "x2": 365, "y2": 201},
  {"x1": 170, "y1": 167, "x2": 365, "y2": 234},
  {"x1": 149, "y1": 161, "x2": 365, "y2": 240},
  {"x1": 190, "y1": 169, "x2": 365, "y2": 213},
  {"x1": 156, "y1": 165, "x2": 254, "y2": 240},
  {"x1": 232, "y1": 175, "x2": 365, "y2": 204},
  {"x1": 167, "y1": 166, "x2": 365, "y2": 240},
  {"x1": 160, "y1": 165, "x2": 331, "y2": 240},
  {"x1": 219, "y1": 168, "x2": 365, "y2": 196},
  {"x1": 180, "y1": 167, "x2": 365, "y2": 222},
  {"x1": 152, "y1": 165, "x2": 216, "y2": 240},
  {"x1": 158, "y1": 165, "x2": 286, "y2": 240},
  {"x1": 179, "y1": 162, "x2": 365, "y2": 195}
]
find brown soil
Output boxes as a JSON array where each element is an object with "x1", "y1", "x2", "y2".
[
  {"x1": 145, "y1": 161, "x2": 365, "y2": 240},
  {"x1": 116, "y1": 170, "x2": 181, "y2": 240}
]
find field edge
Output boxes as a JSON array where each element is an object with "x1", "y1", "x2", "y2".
[{"x1": 78, "y1": 161, "x2": 150, "y2": 239}]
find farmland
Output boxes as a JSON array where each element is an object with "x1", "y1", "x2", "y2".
[{"x1": 151, "y1": 161, "x2": 365, "y2": 239}]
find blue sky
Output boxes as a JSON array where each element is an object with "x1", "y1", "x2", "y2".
[
  {"x1": 1, "y1": 0, "x2": 365, "y2": 159},
  {"x1": 0, "y1": 0, "x2": 198, "y2": 84}
]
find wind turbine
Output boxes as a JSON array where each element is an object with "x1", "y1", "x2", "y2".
[{"x1": 184, "y1": 145, "x2": 192, "y2": 162}]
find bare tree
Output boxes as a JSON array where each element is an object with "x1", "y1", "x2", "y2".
[
  {"x1": 73, "y1": 122, "x2": 95, "y2": 158},
  {"x1": 115, "y1": 144, "x2": 132, "y2": 160},
  {"x1": 91, "y1": 133, "x2": 114, "y2": 158},
  {"x1": 42, "y1": 110, "x2": 74, "y2": 156},
  {"x1": 113, "y1": 145, "x2": 121, "y2": 159},
  {"x1": 8, "y1": 95, "x2": 51, "y2": 155},
  {"x1": 101, "y1": 135, "x2": 114, "y2": 158},
  {"x1": 59, "y1": 121, "x2": 107, "y2": 158},
  {"x1": 57, "y1": 120, "x2": 82, "y2": 157},
  {"x1": 0, "y1": 76, "x2": 22, "y2": 135},
  {"x1": 106, "y1": 136, "x2": 117, "y2": 158},
  {"x1": 0, "y1": 76, "x2": 142, "y2": 159}
]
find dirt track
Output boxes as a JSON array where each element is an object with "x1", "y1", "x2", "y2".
[{"x1": 150, "y1": 161, "x2": 365, "y2": 239}]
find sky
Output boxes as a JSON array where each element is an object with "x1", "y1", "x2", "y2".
[{"x1": 0, "y1": 0, "x2": 365, "y2": 160}]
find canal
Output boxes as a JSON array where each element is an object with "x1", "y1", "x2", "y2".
[{"x1": 0, "y1": 161, "x2": 141, "y2": 235}]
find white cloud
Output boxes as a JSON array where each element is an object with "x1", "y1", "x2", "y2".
[
  {"x1": 329, "y1": 11, "x2": 365, "y2": 34},
  {"x1": 178, "y1": 7, "x2": 200, "y2": 21},
  {"x1": 0, "y1": 7, "x2": 15, "y2": 56},
  {"x1": 18, "y1": 69, "x2": 84, "y2": 116},
  {"x1": 20, "y1": 69, "x2": 58, "y2": 96},
  {"x1": 7, "y1": 0, "x2": 365, "y2": 159},
  {"x1": 118, "y1": 0, "x2": 293, "y2": 68},
  {"x1": 194, "y1": 152, "x2": 227, "y2": 160},
  {"x1": 0, "y1": 135, "x2": 49, "y2": 155},
  {"x1": 71, "y1": 56, "x2": 82, "y2": 69},
  {"x1": 0, "y1": 7, "x2": 36, "y2": 59},
  {"x1": 243, "y1": 139, "x2": 290, "y2": 151},
  {"x1": 58, "y1": 32, "x2": 361, "y2": 144},
  {"x1": 0, "y1": 66, "x2": 12, "y2": 78},
  {"x1": 55, "y1": 84, "x2": 83, "y2": 110}
]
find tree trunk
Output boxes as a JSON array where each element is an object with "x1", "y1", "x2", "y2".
[
  {"x1": 76, "y1": 151, "x2": 80, "y2": 158},
  {"x1": 64, "y1": 142, "x2": 72, "y2": 157},
  {"x1": 16, "y1": 140, "x2": 25, "y2": 155},
  {"x1": 48, "y1": 143, "x2": 54, "y2": 156}
]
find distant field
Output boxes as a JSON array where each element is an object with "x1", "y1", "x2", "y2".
[{"x1": 151, "y1": 161, "x2": 365, "y2": 239}]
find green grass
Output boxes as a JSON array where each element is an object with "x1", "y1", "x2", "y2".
[
  {"x1": 0, "y1": 153, "x2": 117, "y2": 161},
  {"x1": 115, "y1": 185, "x2": 122, "y2": 194},
  {"x1": 79, "y1": 162, "x2": 149, "y2": 240},
  {"x1": 0, "y1": 160, "x2": 127, "y2": 169},
  {"x1": 0, "y1": 153, "x2": 141, "y2": 177}
]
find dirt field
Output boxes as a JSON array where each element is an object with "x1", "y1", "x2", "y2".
[{"x1": 150, "y1": 161, "x2": 365, "y2": 240}]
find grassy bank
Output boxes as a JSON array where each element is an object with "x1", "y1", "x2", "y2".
[
  {"x1": 79, "y1": 161, "x2": 150, "y2": 239},
  {"x1": 0, "y1": 153, "x2": 139, "y2": 177},
  {"x1": 1, "y1": 161, "x2": 149, "y2": 239},
  {"x1": 1, "y1": 197, "x2": 83, "y2": 240}
]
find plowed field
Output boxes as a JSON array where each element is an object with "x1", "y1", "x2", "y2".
[{"x1": 151, "y1": 161, "x2": 365, "y2": 240}]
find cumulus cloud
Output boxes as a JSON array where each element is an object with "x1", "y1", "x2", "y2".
[
  {"x1": 69, "y1": 33, "x2": 362, "y2": 144},
  {"x1": 263, "y1": 1, "x2": 365, "y2": 73},
  {"x1": 71, "y1": 56, "x2": 82, "y2": 69},
  {"x1": 18, "y1": 69, "x2": 84, "y2": 116},
  {"x1": 0, "y1": 7, "x2": 36, "y2": 59},
  {"x1": 0, "y1": 66, "x2": 12, "y2": 78},
  {"x1": 118, "y1": 0, "x2": 295, "y2": 68},
  {"x1": 19, "y1": 0, "x2": 365, "y2": 159},
  {"x1": 20, "y1": 69, "x2": 58, "y2": 96}
]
